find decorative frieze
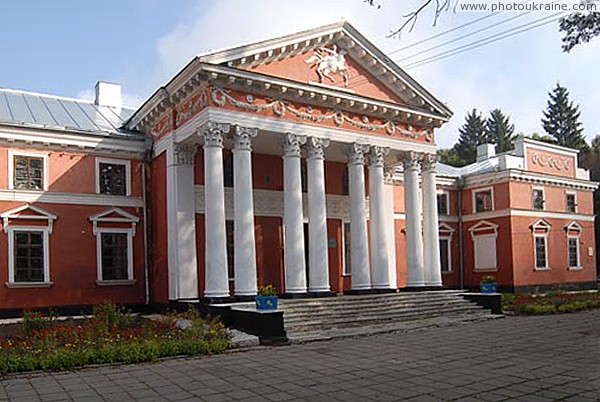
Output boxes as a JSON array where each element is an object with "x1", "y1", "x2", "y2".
[{"x1": 531, "y1": 152, "x2": 572, "y2": 171}]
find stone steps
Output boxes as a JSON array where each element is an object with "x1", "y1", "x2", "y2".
[{"x1": 280, "y1": 290, "x2": 498, "y2": 342}]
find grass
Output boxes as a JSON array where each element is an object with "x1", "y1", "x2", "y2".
[{"x1": 502, "y1": 291, "x2": 600, "y2": 315}]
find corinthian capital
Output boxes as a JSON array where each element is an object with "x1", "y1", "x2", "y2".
[
  {"x1": 402, "y1": 151, "x2": 421, "y2": 171},
  {"x1": 369, "y1": 146, "x2": 390, "y2": 167},
  {"x1": 306, "y1": 137, "x2": 330, "y2": 160},
  {"x1": 283, "y1": 133, "x2": 307, "y2": 158},
  {"x1": 421, "y1": 153, "x2": 437, "y2": 172},
  {"x1": 233, "y1": 125, "x2": 258, "y2": 151},
  {"x1": 347, "y1": 143, "x2": 370, "y2": 166},
  {"x1": 173, "y1": 144, "x2": 196, "y2": 165},
  {"x1": 199, "y1": 121, "x2": 230, "y2": 148}
]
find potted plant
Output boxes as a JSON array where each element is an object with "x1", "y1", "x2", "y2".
[
  {"x1": 480, "y1": 275, "x2": 497, "y2": 293},
  {"x1": 255, "y1": 285, "x2": 278, "y2": 310}
]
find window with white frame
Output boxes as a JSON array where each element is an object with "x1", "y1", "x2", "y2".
[
  {"x1": 469, "y1": 220, "x2": 498, "y2": 272},
  {"x1": 437, "y1": 191, "x2": 449, "y2": 215},
  {"x1": 532, "y1": 188, "x2": 545, "y2": 211},
  {"x1": 342, "y1": 222, "x2": 351, "y2": 275},
  {"x1": 566, "y1": 192, "x2": 577, "y2": 214},
  {"x1": 1, "y1": 204, "x2": 56, "y2": 286},
  {"x1": 89, "y1": 208, "x2": 138, "y2": 283},
  {"x1": 439, "y1": 237, "x2": 451, "y2": 273},
  {"x1": 531, "y1": 219, "x2": 551, "y2": 270},
  {"x1": 473, "y1": 188, "x2": 494, "y2": 213},
  {"x1": 568, "y1": 236, "x2": 580, "y2": 269},
  {"x1": 96, "y1": 158, "x2": 130, "y2": 196},
  {"x1": 9, "y1": 151, "x2": 48, "y2": 191}
]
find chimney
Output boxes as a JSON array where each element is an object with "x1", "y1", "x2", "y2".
[
  {"x1": 94, "y1": 81, "x2": 122, "y2": 108},
  {"x1": 476, "y1": 143, "x2": 496, "y2": 162}
]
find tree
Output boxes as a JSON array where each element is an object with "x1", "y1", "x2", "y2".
[
  {"x1": 541, "y1": 84, "x2": 588, "y2": 151},
  {"x1": 485, "y1": 109, "x2": 516, "y2": 153},
  {"x1": 437, "y1": 147, "x2": 465, "y2": 167},
  {"x1": 560, "y1": 11, "x2": 600, "y2": 52},
  {"x1": 529, "y1": 132, "x2": 556, "y2": 144},
  {"x1": 452, "y1": 108, "x2": 487, "y2": 165}
]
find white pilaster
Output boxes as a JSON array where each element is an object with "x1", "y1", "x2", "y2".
[
  {"x1": 306, "y1": 137, "x2": 330, "y2": 293},
  {"x1": 233, "y1": 126, "x2": 258, "y2": 296},
  {"x1": 166, "y1": 142, "x2": 199, "y2": 300},
  {"x1": 283, "y1": 133, "x2": 307, "y2": 294},
  {"x1": 369, "y1": 146, "x2": 392, "y2": 289},
  {"x1": 404, "y1": 151, "x2": 425, "y2": 287},
  {"x1": 348, "y1": 143, "x2": 371, "y2": 291},
  {"x1": 422, "y1": 154, "x2": 443, "y2": 287},
  {"x1": 201, "y1": 122, "x2": 231, "y2": 298}
]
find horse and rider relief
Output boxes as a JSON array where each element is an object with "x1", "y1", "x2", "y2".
[{"x1": 305, "y1": 45, "x2": 350, "y2": 88}]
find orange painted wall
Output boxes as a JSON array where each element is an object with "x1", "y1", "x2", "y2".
[
  {"x1": 0, "y1": 147, "x2": 142, "y2": 196},
  {"x1": 150, "y1": 153, "x2": 169, "y2": 304},
  {"x1": 508, "y1": 182, "x2": 594, "y2": 214},
  {"x1": 510, "y1": 216, "x2": 596, "y2": 288},
  {"x1": 0, "y1": 202, "x2": 145, "y2": 310}
]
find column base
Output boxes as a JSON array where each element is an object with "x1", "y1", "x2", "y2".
[
  {"x1": 344, "y1": 289, "x2": 377, "y2": 295},
  {"x1": 281, "y1": 292, "x2": 309, "y2": 299},
  {"x1": 307, "y1": 291, "x2": 337, "y2": 298}
]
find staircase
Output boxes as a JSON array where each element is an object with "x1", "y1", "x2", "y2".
[{"x1": 279, "y1": 290, "x2": 500, "y2": 343}]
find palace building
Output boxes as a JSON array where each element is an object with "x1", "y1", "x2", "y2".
[{"x1": 0, "y1": 22, "x2": 596, "y2": 313}]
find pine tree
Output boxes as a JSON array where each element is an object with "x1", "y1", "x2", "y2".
[
  {"x1": 452, "y1": 108, "x2": 487, "y2": 165},
  {"x1": 437, "y1": 148, "x2": 465, "y2": 167},
  {"x1": 486, "y1": 109, "x2": 516, "y2": 153},
  {"x1": 541, "y1": 83, "x2": 587, "y2": 151}
]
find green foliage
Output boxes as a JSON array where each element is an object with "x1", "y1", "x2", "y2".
[
  {"x1": 257, "y1": 284, "x2": 277, "y2": 296},
  {"x1": 480, "y1": 275, "x2": 496, "y2": 283},
  {"x1": 0, "y1": 303, "x2": 230, "y2": 376},
  {"x1": 485, "y1": 109, "x2": 517, "y2": 153},
  {"x1": 560, "y1": 11, "x2": 600, "y2": 52},
  {"x1": 528, "y1": 132, "x2": 556, "y2": 144},
  {"x1": 504, "y1": 292, "x2": 600, "y2": 315},
  {"x1": 541, "y1": 83, "x2": 587, "y2": 151},
  {"x1": 437, "y1": 148, "x2": 466, "y2": 167},
  {"x1": 453, "y1": 108, "x2": 487, "y2": 165}
]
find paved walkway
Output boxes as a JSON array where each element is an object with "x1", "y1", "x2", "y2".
[{"x1": 1, "y1": 311, "x2": 600, "y2": 401}]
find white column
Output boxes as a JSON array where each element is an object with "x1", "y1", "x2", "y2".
[
  {"x1": 166, "y1": 143, "x2": 198, "y2": 300},
  {"x1": 283, "y1": 133, "x2": 307, "y2": 294},
  {"x1": 233, "y1": 126, "x2": 258, "y2": 296},
  {"x1": 306, "y1": 137, "x2": 330, "y2": 293},
  {"x1": 369, "y1": 146, "x2": 392, "y2": 289},
  {"x1": 201, "y1": 122, "x2": 230, "y2": 299},
  {"x1": 403, "y1": 151, "x2": 425, "y2": 287},
  {"x1": 422, "y1": 154, "x2": 443, "y2": 287},
  {"x1": 348, "y1": 143, "x2": 371, "y2": 291}
]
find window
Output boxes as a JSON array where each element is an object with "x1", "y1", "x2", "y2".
[
  {"x1": 534, "y1": 235, "x2": 548, "y2": 269},
  {"x1": 100, "y1": 232, "x2": 129, "y2": 280},
  {"x1": 566, "y1": 193, "x2": 577, "y2": 213},
  {"x1": 474, "y1": 235, "x2": 497, "y2": 271},
  {"x1": 532, "y1": 188, "x2": 545, "y2": 211},
  {"x1": 226, "y1": 220, "x2": 234, "y2": 280},
  {"x1": 223, "y1": 153, "x2": 234, "y2": 188},
  {"x1": 439, "y1": 238, "x2": 451, "y2": 273},
  {"x1": 14, "y1": 231, "x2": 45, "y2": 283},
  {"x1": 568, "y1": 236, "x2": 580, "y2": 268},
  {"x1": 96, "y1": 158, "x2": 130, "y2": 196},
  {"x1": 437, "y1": 192, "x2": 449, "y2": 215},
  {"x1": 90, "y1": 207, "x2": 138, "y2": 284},
  {"x1": 474, "y1": 188, "x2": 493, "y2": 213},
  {"x1": 342, "y1": 168, "x2": 349, "y2": 196},
  {"x1": 342, "y1": 222, "x2": 351, "y2": 275},
  {"x1": 10, "y1": 152, "x2": 47, "y2": 191}
]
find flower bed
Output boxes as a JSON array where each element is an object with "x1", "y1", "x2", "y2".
[
  {"x1": 0, "y1": 303, "x2": 230, "y2": 376},
  {"x1": 502, "y1": 291, "x2": 600, "y2": 315}
]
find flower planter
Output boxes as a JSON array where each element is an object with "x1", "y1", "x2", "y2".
[
  {"x1": 479, "y1": 282, "x2": 497, "y2": 293},
  {"x1": 255, "y1": 295, "x2": 278, "y2": 310}
]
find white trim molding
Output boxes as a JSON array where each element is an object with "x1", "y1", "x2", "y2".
[
  {"x1": 1, "y1": 204, "x2": 57, "y2": 234},
  {"x1": 462, "y1": 208, "x2": 595, "y2": 223},
  {"x1": 89, "y1": 207, "x2": 139, "y2": 236},
  {"x1": 8, "y1": 150, "x2": 49, "y2": 191},
  {"x1": 95, "y1": 157, "x2": 132, "y2": 196},
  {"x1": 472, "y1": 186, "x2": 494, "y2": 214},
  {"x1": 94, "y1": 227, "x2": 135, "y2": 284},
  {"x1": 6, "y1": 225, "x2": 52, "y2": 287},
  {"x1": 531, "y1": 219, "x2": 551, "y2": 271},
  {"x1": 0, "y1": 189, "x2": 142, "y2": 207}
]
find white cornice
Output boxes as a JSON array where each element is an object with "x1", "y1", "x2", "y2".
[
  {"x1": 461, "y1": 208, "x2": 595, "y2": 222},
  {"x1": 462, "y1": 169, "x2": 598, "y2": 191},
  {"x1": 0, "y1": 125, "x2": 147, "y2": 157},
  {"x1": 0, "y1": 190, "x2": 142, "y2": 207}
]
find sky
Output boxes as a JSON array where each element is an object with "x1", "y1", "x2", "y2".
[{"x1": 1, "y1": 0, "x2": 599, "y2": 148}]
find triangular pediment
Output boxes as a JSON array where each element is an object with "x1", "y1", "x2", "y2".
[
  {"x1": 89, "y1": 207, "x2": 139, "y2": 223},
  {"x1": 198, "y1": 22, "x2": 451, "y2": 119},
  {"x1": 0, "y1": 204, "x2": 57, "y2": 220}
]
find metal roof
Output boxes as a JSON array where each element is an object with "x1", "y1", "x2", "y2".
[{"x1": 0, "y1": 87, "x2": 142, "y2": 139}]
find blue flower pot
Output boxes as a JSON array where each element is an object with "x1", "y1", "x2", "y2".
[
  {"x1": 255, "y1": 295, "x2": 278, "y2": 310},
  {"x1": 480, "y1": 283, "x2": 497, "y2": 293}
]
